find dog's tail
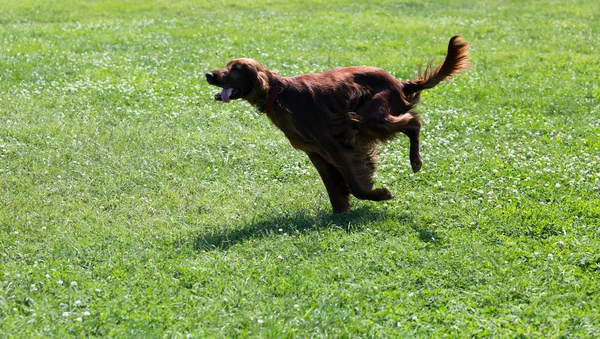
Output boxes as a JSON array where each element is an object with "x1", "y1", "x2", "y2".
[{"x1": 402, "y1": 35, "x2": 470, "y2": 103}]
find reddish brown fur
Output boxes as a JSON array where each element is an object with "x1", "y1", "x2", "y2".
[{"x1": 207, "y1": 35, "x2": 470, "y2": 213}]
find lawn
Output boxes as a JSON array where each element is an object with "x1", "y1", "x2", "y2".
[{"x1": 1, "y1": 0, "x2": 599, "y2": 337}]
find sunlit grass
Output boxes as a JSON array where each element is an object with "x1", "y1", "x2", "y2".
[{"x1": 1, "y1": 0, "x2": 599, "y2": 337}]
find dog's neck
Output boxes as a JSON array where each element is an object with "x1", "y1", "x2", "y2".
[
  {"x1": 264, "y1": 79, "x2": 283, "y2": 114},
  {"x1": 247, "y1": 74, "x2": 284, "y2": 114}
]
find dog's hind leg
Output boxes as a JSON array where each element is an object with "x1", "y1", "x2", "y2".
[
  {"x1": 387, "y1": 113, "x2": 422, "y2": 173},
  {"x1": 307, "y1": 152, "x2": 351, "y2": 213},
  {"x1": 319, "y1": 143, "x2": 393, "y2": 202},
  {"x1": 360, "y1": 96, "x2": 423, "y2": 173},
  {"x1": 346, "y1": 146, "x2": 394, "y2": 201}
]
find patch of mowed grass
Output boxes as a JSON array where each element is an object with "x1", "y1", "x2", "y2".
[{"x1": 1, "y1": 0, "x2": 599, "y2": 337}]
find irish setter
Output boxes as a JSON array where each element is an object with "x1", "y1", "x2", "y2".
[{"x1": 206, "y1": 35, "x2": 469, "y2": 213}]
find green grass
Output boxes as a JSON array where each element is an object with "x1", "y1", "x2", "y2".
[{"x1": 1, "y1": 0, "x2": 599, "y2": 337}]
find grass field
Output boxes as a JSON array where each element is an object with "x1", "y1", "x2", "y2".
[{"x1": 1, "y1": 0, "x2": 599, "y2": 337}]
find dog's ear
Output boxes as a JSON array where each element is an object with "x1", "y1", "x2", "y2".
[
  {"x1": 244, "y1": 64, "x2": 270, "y2": 100},
  {"x1": 254, "y1": 70, "x2": 269, "y2": 92}
]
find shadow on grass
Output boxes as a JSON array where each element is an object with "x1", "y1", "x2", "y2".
[
  {"x1": 415, "y1": 228, "x2": 443, "y2": 245},
  {"x1": 190, "y1": 206, "x2": 419, "y2": 251}
]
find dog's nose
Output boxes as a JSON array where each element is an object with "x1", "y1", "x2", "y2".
[{"x1": 205, "y1": 72, "x2": 214, "y2": 80}]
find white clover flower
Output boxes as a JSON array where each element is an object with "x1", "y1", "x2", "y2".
[
  {"x1": 70, "y1": 281, "x2": 77, "y2": 287},
  {"x1": 83, "y1": 311, "x2": 91, "y2": 316},
  {"x1": 58, "y1": 280, "x2": 63, "y2": 286},
  {"x1": 62, "y1": 312, "x2": 70, "y2": 317}
]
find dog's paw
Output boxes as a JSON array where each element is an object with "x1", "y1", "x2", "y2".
[
  {"x1": 331, "y1": 200, "x2": 351, "y2": 214},
  {"x1": 374, "y1": 188, "x2": 394, "y2": 201},
  {"x1": 410, "y1": 154, "x2": 422, "y2": 173}
]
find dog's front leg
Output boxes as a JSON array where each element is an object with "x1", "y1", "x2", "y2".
[{"x1": 307, "y1": 152, "x2": 351, "y2": 213}]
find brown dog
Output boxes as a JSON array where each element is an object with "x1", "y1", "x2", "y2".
[{"x1": 206, "y1": 35, "x2": 469, "y2": 213}]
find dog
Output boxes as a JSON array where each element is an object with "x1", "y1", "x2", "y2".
[{"x1": 206, "y1": 35, "x2": 469, "y2": 213}]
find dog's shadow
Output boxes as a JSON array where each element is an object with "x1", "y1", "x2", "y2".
[{"x1": 190, "y1": 206, "x2": 423, "y2": 251}]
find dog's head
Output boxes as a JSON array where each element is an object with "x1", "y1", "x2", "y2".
[{"x1": 206, "y1": 58, "x2": 270, "y2": 103}]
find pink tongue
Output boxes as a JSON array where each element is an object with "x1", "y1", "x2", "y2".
[{"x1": 221, "y1": 88, "x2": 233, "y2": 103}]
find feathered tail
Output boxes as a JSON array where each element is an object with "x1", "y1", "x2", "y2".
[{"x1": 403, "y1": 35, "x2": 470, "y2": 104}]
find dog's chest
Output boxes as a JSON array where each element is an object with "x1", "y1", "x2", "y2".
[
  {"x1": 267, "y1": 111, "x2": 317, "y2": 152},
  {"x1": 286, "y1": 134, "x2": 318, "y2": 152}
]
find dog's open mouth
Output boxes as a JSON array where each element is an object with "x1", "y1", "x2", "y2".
[{"x1": 214, "y1": 87, "x2": 241, "y2": 103}]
